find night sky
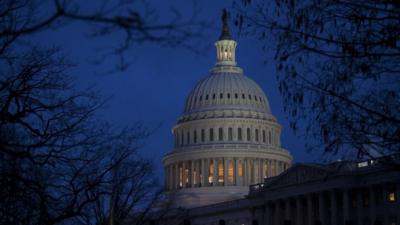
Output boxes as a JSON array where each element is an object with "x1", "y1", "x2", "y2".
[{"x1": 34, "y1": 0, "x2": 319, "y2": 184}]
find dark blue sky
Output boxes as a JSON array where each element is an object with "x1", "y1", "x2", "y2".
[{"x1": 34, "y1": 0, "x2": 320, "y2": 182}]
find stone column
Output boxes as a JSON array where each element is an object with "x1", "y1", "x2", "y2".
[
  {"x1": 189, "y1": 160, "x2": 194, "y2": 187},
  {"x1": 318, "y1": 192, "x2": 325, "y2": 225},
  {"x1": 296, "y1": 197, "x2": 302, "y2": 225},
  {"x1": 268, "y1": 160, "x2": 272, "y2": 178},
  {"x1": 252, "y1": 159, "x2": 257, "y2": 184},
  {"x1": 307, "y1": 194, "x2": 313, "y2": 225},
  {"x1": 343, "y1": 189, "x2": 350, "y2": 225},
  {"x1": 201, "y1": 159, "x2": 206, "y2": 186},
  {"x1": 244, "y1": 158, "x2": 248, "y2": 186},
  {"x1": 234, "y1": 158, "x2": 239, "y2": 186},
  {"x1": 175, "y1": 163, "x2": 180, "y2": 189},
  {"x1": 330, "y1": 190, "x2": 338, "y2": 225},
  {"x1": 195, "y1": 160, "x2": 200, "y2": 187},
  {"x1": 182, "y1": 161, "x2": 187, "y2": 188},
  {"x1": 213, "y1": 158, "x2": 218, "y2": 186},
  {"x1": 369, "y1": 186, "x2": 376, "y2": 225},
  {"x1": 284, "y1": 199, "x2": 291, "y2": 223},
  {"x1": 357, "y1": 189, "x2": 363, "y2": 225},
  {"x1": 261, "y1": 159, "x2": 266, "y2": 180},
  {"x1": 224, "y1": 158, "x2": 228, "y2": 186}
]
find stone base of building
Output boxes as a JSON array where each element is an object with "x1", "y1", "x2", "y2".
[{"x1": 168, "y1": 186, "x2": 248, "y2": 209}]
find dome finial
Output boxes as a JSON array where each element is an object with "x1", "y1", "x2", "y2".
[{"x1": 219, "y1": 9, "x2": 232, "y2": 40}]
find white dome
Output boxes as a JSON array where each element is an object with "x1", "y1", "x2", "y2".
[
  {"x1": 163, "y1": 13, "x2": 292, "y2": 209},
  {"x1": 183, "y1": 71, "x2": 271, "y2": 115}
]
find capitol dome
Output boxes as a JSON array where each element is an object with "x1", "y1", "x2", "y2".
[{"x1": 163, "y1": 10, "x2": 292, "y2": 208}]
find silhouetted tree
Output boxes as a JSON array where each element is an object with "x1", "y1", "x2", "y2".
[{"x1": 234, "y1": 0, "x2": 400, "y2": 165}]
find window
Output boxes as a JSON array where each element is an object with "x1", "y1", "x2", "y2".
[
  {"x1": 259, "y1": 96, "x2": 262, "y2": 101},
  {"x1": 201, "y1": 129, "x2": 205, "y2": 142},
  {"x1": 220, "y1": 93, "x2": 223, "y2": 99},
  {"x1": 228, "y1": 160, "x2": 234, "y2": 183},
  {"x1": 247, "y1": 128, "x2": 251, "y2": 141},
  {"x1": 238, "y1": 128, "x2": 242, "y2": 141},
  {"x1": 187, "y1": 132, "x2": 190, "y2": 144},
  {"x1": 255, "y1": 129, "x2": 259, "y2": 142},
  {"x1": 181, "y1": 133, "x2": 184, "y2": 145},
  {"x1": 227, "y1": 93, "x2": 230, "y2": 99},
  {"x1": 193, "y1": 130, "x2": 197, "y2": 143},
  {"x1": 213, "y1": 94, "x2": 216, "y2": 99},
  {"x1": 194, "y1": 97, "x2": 197, "y2": 102},
  {"x1": 218, "y1": 160, "x2": 224, "y2": 184},
  {"x1": 199, "y1": 96, "x2": 202, "y2": 101},
  {"x1": 228, "y1": 128, "x2": 233, "y2": 141},
  {"x1": 206, "y1": 94, "x2": 209, "y2": 100},
  {"x1": 268, "y1": 131, "x2": 272, "y2": 144},
  {"x1": 262, "y1": 130, "x2": 266, "y2": 143},
  {"x1": 249, "y1": 95, "x2": 252, "y2": 100},
  {"x1": 238, "y1": 160, "x2": 243, "y2": 177},
  {"x1": 209, "y1": 128, "x2": 214, "y2": 141},
  {"x1": 254, "y1": 96, "x2": 258, "y2": 101},
  {"x1": 242, "y1": 94, "x2": 245, "y2": 99},
  {"x1": 389, "y1": 189, "x2": 396, "y2": 202},
  {"x1": 209, "y1": 161, "x2": 214, "y2": 184},
  {"x1": 218, "y1": 128, "x2": 223, "y2": 141},
  {"x1": 235, "y1": 93, "x2": 238, "y2": 99}
]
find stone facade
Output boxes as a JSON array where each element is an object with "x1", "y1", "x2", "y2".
[{"x1": 187, "y1": 156, "x2": 400, "y2": 225}]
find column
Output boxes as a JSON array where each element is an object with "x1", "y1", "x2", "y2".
[
  {"x1": 258, "y1": 158, "x2": 263, "y2": 183},
  {"x1": 253, "y1": 159, "x2": 257, "y2": 184},
  {"x1": 189, "y1": 160, "x2": 194, "y2": 187},
  {"x1": 357, "y1": 189, "x2": 363, "y2": 225},
  {"x1": 343, "y1": 189, "x2": 350, "y2": 225},
  {"x1": 318, "y1": 192, "x2": 325, "y2": 225},
  {"x1": 201, "y1": 159, "x2": 206, "y2": 186},
  {"x1": 268, "y1": 160, "x2": 272, "y2": 177},
  {"x1": 285, "y1": 199, "x2": 291, "y2": 223},
  {"x1": 224, "y1": 158, "x2": 228, "y2": 186},
  {"x1": 330, "y1": 190, "x2": 338, "y2": 225},
  {"x1": 244, "y1": 158, "x2": 248, "y2": 186},
  {"x1": 369, "y1": 186, "x2": 376, "y2": 225},
  {"x1": 234, "y1": 158, "x2": 239, "y2": 186},
  {"x1": 213, "y1": 158, "x2": 218, "y2": 185},
  {"x1": 182, "y1": 161, "x2": 187, "y2": 188},
  {"x1": 261, "y1": 159, "x2": 266, "y2": 179},
  {"x1": 307, "y1": 194, "x2": 313, "y2": 225},
  {"x1": 296, "y1": 197, "x2": 302, "y2": 225},
  {"x1": 175, "y1": 163, "x2": 180, "y2": 189}
]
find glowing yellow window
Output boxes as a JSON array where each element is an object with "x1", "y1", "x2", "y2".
[{"x1": 389, "y1": 191, "x2": 396, "y2": 202}]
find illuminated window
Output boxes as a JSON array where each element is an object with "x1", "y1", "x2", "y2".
[
  {"x1": 219, "y1": 128, "x2": 223, "y2": 141},
  {"x1": 209, "y1": 128, "x2": 214, "y2": 141},
  {"x1": 389, "y1": 191, "x2": 396, "y2": 202},
  {"x1": 209, "y1": 162, "x2": 214, "y2": 184},
  {"x1": 228, "y1": 128, "x2": 233, "y2": 141},
  {"x1": 264, "y1": 162, "x2": 268, "y2": 178},
  {"x1": 218, "y1": 160, "x2": 224, "y2": 184},
  {"x1": 179, "y1": 166, "x2": 183, "y2": 187},
  {"x1": 238, "y1": 161, "x2": 243, "y2": 177},
  {"x1": 228, "y1": 160, "x2": 234, "y2": 183},
  {"x1": 185, "y1": 168, "x2": 189, "y2": 185}
]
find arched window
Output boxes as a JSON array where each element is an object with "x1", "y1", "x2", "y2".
[
  {"x1": 201, "y1": 129, "x2": 205, "y2": 142},
  {"x1": 247, "y1": 128, "x2": 251, "y2": 141},
  {"x1": 218, "y1": 128, "x2": 223, "y2": 141},
  {"x1": 238, "y1": 128, "x2": 242, "y2": 141},
  {"x1": 193, "y1": 130, "x2": 197, "y2": 143},
  {"x1": 209, "y1": 128, "x2": 214, "y2": 141},
  {"x1": 228, "y1": 128, "x2": 233, "y2": 141},
  {"x1": 262, "y1": 130, "x2": 266, "y2": 143},
  {"x1": 255, "y1": 129, "x2": 259, "y2": 142}
]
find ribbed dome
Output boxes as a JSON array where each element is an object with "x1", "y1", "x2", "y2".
[{"x1": 183, "y1": 71, "x2": 271, "y2": 116}]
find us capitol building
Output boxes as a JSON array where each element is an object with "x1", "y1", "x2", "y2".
[
  {"x1": 163, "y1": 11, "x2": 292, "y2": 208},
  {"x1": 160, "y1": 11, "x2": 400, "y2": 225}
]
